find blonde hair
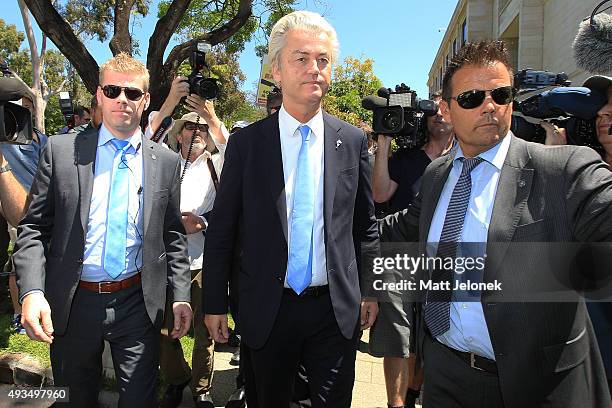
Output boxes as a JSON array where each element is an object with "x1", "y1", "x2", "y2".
[
  {"x1": 268, "y1": 11, "x2": 339, "y2": 69},
  {"x1": 99, "y1": 53, "x2": 150, "y2": 91}
]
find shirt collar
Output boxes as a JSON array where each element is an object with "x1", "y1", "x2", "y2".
[
  {"x1": 278, "y1": 104, "x2": 324, "y2": 140},
  {"x1": 453, "y1": 131, "x2": 512, "y2": 171},
  {"x1": 98, "y1": 124, "x2": 143, "y2": 152}
]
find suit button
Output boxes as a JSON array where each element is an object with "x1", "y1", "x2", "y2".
[
  {"x1": 495, "y1": 352, "x2": 505, "y2": 357},
  {"x1": 276, "y1": 276, "x2": 282, "y2": 282},
  {"x1": 77, "y1": 258, "x2": 83, "y2": 264},
  {"x1": 329, "y1": 269, "x2": 335, "y2": 274}
]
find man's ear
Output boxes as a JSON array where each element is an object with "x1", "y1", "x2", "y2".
[
  {"x1": 440, "y1": 99, "x2": 452, "y2": 125},
  {"x1": 144, "y1": 93, "x2": 150, "y2": 111}
]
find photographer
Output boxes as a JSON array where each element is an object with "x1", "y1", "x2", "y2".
[
  {"x1": 373, "y1": 92, "x2": 454, "y2": 213},
  {"x1": 1, "y1": 95, "x2": 48, "y2": 335},
  {"x1": 58, "y1": 105, "x2": 90, "y2": 134},
  {"x1": 369, "y1": 92, "x2": 453, "y2": 408},
  {"x1": 156, "y1": 95, "x2": 229, "y2": 408}
]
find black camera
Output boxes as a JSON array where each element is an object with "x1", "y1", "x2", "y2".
[
  {"x1": 0, "y1": 61, "x2": 33, "y2": 144},
  {"x1": 362, "y1": 84, "x2": 437, "y2": 149},
  {"x1": 511, "y1": 69, "x2": 605, "y2": 149},
  {"x1": 186, "y1": 42, "x2": 219, "y2": 100}
]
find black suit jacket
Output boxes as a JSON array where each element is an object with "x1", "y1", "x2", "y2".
[
  {"x1": 380, "y1": 135, "x2": 612, "y2": 407},
  {"x1": 14, "y1": 128, "x2": 191, "y2": 335},
  {"x1": 203, "y1": 111, "x2": 380, "y2": 349}
]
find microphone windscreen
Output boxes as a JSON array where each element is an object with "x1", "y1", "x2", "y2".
[
  {"x1": 362, "y1": 95, "x2": 387, "y2": 110},
  {"x1": 573, "y1": 12, "x2": 612, "y2": 75},
  {"x1": 377, "y1": 87, "x2": 391, "y2": 98}
]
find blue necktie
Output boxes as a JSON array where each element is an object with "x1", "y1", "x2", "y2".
[
  {"x1": 286, "y1": 125, "x2": 315, "y2": 294},
  {"x1": 424, "y1": 157, "x2": 483, "y2": 337},
  {"x1": 103, "y1": 139, "x2": 130, "y2": 279}
]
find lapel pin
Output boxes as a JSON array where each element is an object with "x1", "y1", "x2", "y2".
[
  {"x1": 335, "y1": 139, "x2": 342, "y2": 150},
  {"x1": 518, "y1": 179, "x2": 526, "y2": 188},
  {"x1": 151, "y1": 154, "x2": 157, "y2": 160}
]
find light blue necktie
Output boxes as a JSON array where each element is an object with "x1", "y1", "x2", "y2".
[
  {"x1": 103, "y1": 139, "x2": 130, "y2": 279},
  {"x1": 424, "y1": 157, "x2": 483, "y2": 337},
  {"x1": 286, "y1": 125, "x2": 315, "y2": 294}
]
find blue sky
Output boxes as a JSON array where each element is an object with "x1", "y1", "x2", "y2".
[{"x1": 2, "y1": 0, "x2": 457, "y2": 99}]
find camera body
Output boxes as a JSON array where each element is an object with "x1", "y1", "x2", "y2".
[
  {"x1": 186, "y1": 42, "x2": 219, "y2": 100},
  {"x1": 0, "y1": 66, "x2": 33, "y2": 144},
  {"x1": 511, "y1": 69, "x2": 604, "y2": 149},
  {"x1": 363, "y1": 84, "x2": 437, "y2": 150}
]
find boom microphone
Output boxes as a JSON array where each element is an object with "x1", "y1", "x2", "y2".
[
  {"x1": 573, "y1": 0, "x2": 612, "y2": 74},
  {"x1": 361, "y1": 95, "x2": 388, "y2": 110}
]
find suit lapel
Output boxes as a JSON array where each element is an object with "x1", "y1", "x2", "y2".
[
  {"x1": 323, "y1": 112, "x2": 342, "y2": 231},
  {"x1": 420, "y1": 155, "x2": 453, "y2": 244},
  {"x1": 142, "y1": 139, "x2": 158, "y2": 237},
  {"x1": 261, "y1": 113, "x2": 288, "y2": 242},
  {"x1": 76, "y1": 130, "x2": 99, "y2": 236},
  {"x1": 486, "y1": 137, "x2": 534, "y2": 281}
]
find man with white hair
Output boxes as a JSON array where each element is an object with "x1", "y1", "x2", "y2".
[{"x1": 203, "y1": 10, "x2": 380, "y2": 407}]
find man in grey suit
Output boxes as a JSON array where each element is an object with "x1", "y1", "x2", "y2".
[
  {"x1": 14, "y1": 53, "x2": 192, "y2": 407},
  {"x1": 380, "y1": 41, "x2": 612, "y2": 407}
]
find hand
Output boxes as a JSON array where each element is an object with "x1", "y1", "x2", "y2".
[
  {"x1": 181, "y1": 211, "x2": 206, "y2": 234},
  {"x1": 205, "y1": 314, "x2": 229, "y2": 343},
  {"x1": 185, "y1": 96, "x2": 220, "y2": 126},
  {"x1": 168, "y1": 76, "x2": 190, "y2": 107},
  {"x1": 360, "y1": 299, "x2": 378, "y2": 330},
  {"x1": 375, "y1": 134, "x2": 393, "y2": 152},
  {"x1": 171, "y1": 301, "x2": 193, "y2": 339},
  {"x1": 540, "y1": 121, "x2": 567, "y2": 145},
  {"x1": 21, "y1": 292, "x2": 54, "y2": 343}
]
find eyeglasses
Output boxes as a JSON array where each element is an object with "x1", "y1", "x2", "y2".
[
  {"x1": 101, "y1": 85, "x2": 145, "y2": 101},
  {"x1": 451, "y1": 86, "x2": 515, "y2": 109},
  {"x1": 184, "y1": 122, "x2": 209, "y2": 132}
]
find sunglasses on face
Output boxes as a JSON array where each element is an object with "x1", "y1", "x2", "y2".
[
  {"x1": 184, "y1": 122, "x2": 209, "y2": 132},
  {"x1": 101, "y1": 85, "x2": 145, "y2": 101},
  {"x1": 451, "y1": 86, "x2": 515, "y2": 109}
]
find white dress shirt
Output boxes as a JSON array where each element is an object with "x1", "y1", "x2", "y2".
[
  {"x1": 278, "y1": 105, "x2": 327, "y2": 287},
  {"x1": 82, "y1": 125, "x2": 144, "y2": 282},
  {"x1": 180, "y1": 134, "x2": 228, "y2": 270}
]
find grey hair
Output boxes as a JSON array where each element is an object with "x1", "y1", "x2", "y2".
[{"x1": 268, "y1": 11, "x2": 340, "y2": 69}]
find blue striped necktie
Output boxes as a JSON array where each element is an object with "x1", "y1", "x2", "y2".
[
  {"x1": 424, "y1": 156, "x2": 483, "y2": 337},
  {"x1": 286, "y1": 125, "x2": 315, "y2": 294},
  {"x1": 103, "y1": 138, "x2": 130, "y2": 279}
]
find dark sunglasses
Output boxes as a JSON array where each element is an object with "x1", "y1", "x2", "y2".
[
  {"x1": 452, "y1": 86, "x2": 515, "y2": 109},
  {"x1": 184, "y1": 122, "x2": 209, "y2": 132},
  {"x1": 102, "y1": 85, "x2": 145, "y2": 101}
]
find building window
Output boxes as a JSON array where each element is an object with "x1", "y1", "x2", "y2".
[
  {"x1": 445, "y1": 54, "x2": 449, "y2": 69},
  {"x1": 439, "y1": 67, "x2": 443, "y2": 89},
  {"x1": 453, "y1": 38, "x2": 458, "y2": 56},
  {"x1": 461, "y1": 19, "x2": 467, "y2": 45}
]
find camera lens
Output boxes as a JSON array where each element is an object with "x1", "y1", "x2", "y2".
[{"x1": 382, "y1": 111, "x2": 401, "y2": 132}]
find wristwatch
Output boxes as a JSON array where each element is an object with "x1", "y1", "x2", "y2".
[{"x1": 0, "y1": 164, "x2": 12, "y2": 174}]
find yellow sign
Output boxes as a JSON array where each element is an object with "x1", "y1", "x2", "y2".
[{"x1": 256, "y1": 54, "x2": 275, "y2": 106}]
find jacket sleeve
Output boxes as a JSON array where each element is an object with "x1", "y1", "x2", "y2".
[
  {"x1": 164, "y1": 156, "x2": 191, "y2": 303},
  {"x1": 13, "y1": 137, "x2": 55, "y2": 299},
  {"x1": 202, "y1": 132, "x2": 243, "y2": 315}
]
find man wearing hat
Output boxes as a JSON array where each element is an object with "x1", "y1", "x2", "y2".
[{"x1": 159, "y1": 102, "x2": 229, "y2": 408}]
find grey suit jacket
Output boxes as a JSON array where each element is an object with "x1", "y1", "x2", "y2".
[
  {"x1": 14, "y1": 128, "x2": 190, "y2": 335},
  {"x1": 380, "y1": 135, "x2": 612, "y2": 407}
]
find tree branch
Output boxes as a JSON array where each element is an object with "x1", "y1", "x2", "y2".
[
  {"x1": 109, "y1": 0, "x2": 137, "y2": 55},
  {"x1": 23, "y1": 0, "x2": 100, "y2": 93},
  {"x1": 146, "y1": 0, "x2": 191, "y2": 79},
  {"x1": 163, "y1": 0, "x2": 253, "y2": 74}
]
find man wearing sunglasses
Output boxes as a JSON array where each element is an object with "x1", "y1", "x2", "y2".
[
  {"x1": 14, "y1": 53, "x2": 192, "y2": 407},
  {"x1": 380, "y1": 40, "x2": 612, "y2": 407}
]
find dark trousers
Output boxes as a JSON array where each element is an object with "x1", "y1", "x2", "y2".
[
  {"x1": 160, "y1": 269, "x2": 214, "y2": 395},
  {"x1": 246, "y1": 292, "x2": 358, "y2": 408},
  {"x1": 423, "y1": 333, "x2": 503, "y2": 408},
  {"x1": 50, "y1": 284, "x2": 159, "y2": 407}
]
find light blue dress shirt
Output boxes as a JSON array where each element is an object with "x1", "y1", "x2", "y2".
[
  {"x1": 81, "y1": 125, "x2": 144, "y2": 282},
  {"x1": 426, "y1": 134, "x2": 511, "y2": 360}
]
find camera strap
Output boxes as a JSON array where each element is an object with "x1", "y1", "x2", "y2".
[{"x1": 206, "y1": 158, "x2": 219, "y2": 192}]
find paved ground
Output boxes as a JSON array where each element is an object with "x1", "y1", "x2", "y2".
[{"x1": 0, "y1": 330, "x2": 421, "y2": 407}]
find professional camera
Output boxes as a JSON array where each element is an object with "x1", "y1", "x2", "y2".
[
  {"x1": 0, "y1": 60, "x2": 32, "y2": 144},
  {"x1": 511, "y1": 69, "x2": 606, "y2": 149},
  {"x1": 186, "y1": 42, "x2": 219, "y2": 100},
  {"x1": 362, "y1": 84, "x2": 437, "y2": 149},
  {"x1": 58, "y1": 91, "x2": 74, "y2": 129}
]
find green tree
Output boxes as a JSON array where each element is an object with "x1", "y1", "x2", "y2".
[{"x1": 323, "y1": 56, "x2": 382, "y2": 127}]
